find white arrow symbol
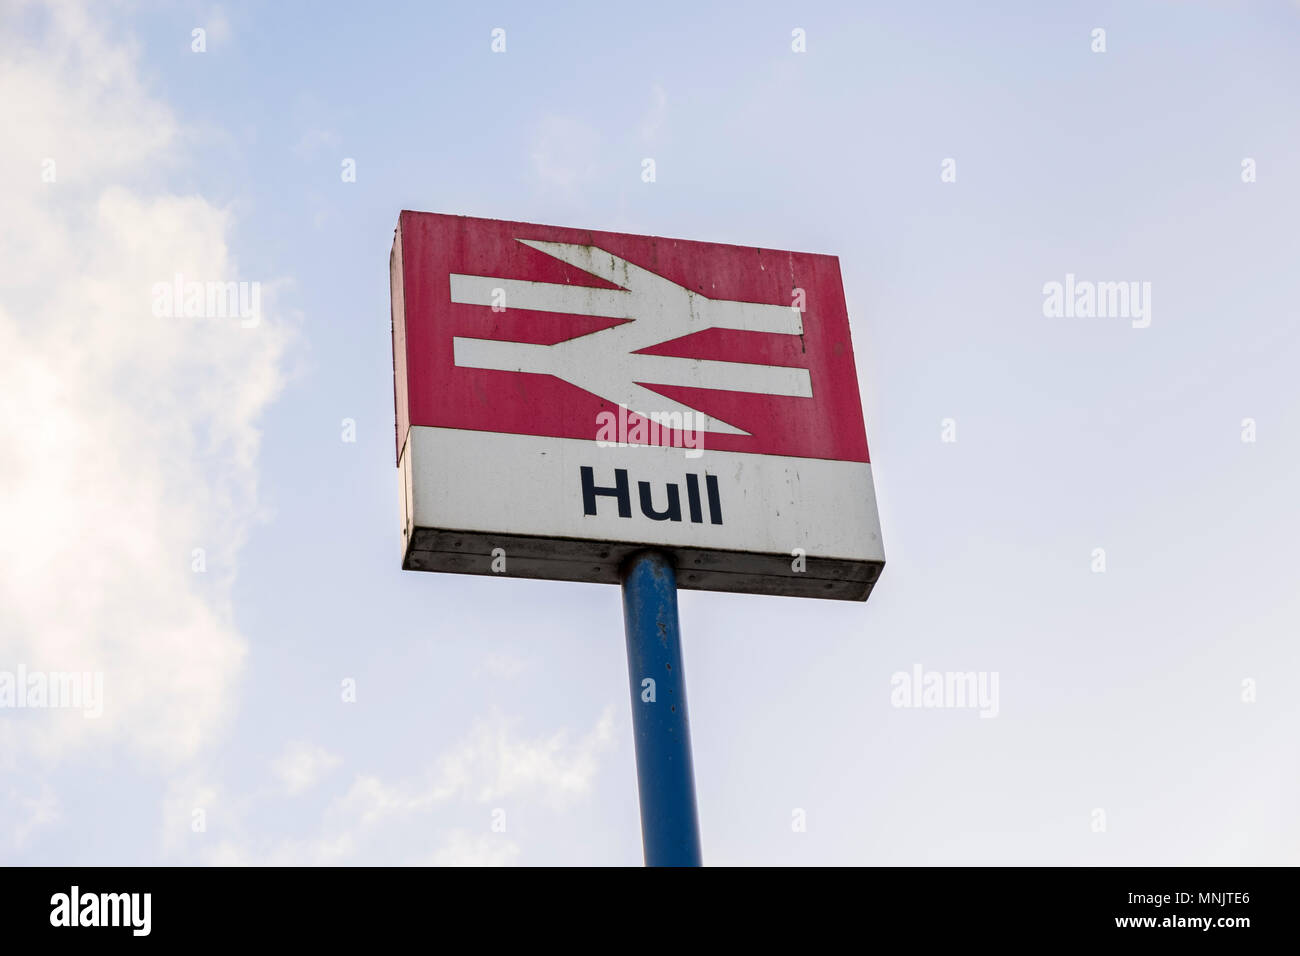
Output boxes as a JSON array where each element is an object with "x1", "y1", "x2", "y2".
[{"x1": 449, "y1": 239, "x2": 812, "y2": 436}]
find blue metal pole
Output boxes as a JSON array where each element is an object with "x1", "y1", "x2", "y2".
[{"x1": 620, "y1": 549, "x2": 703, "y2": 867}]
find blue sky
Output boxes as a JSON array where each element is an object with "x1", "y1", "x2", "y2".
[{"x1": 2, "y1": 0, "x2": 1299, "y2": 865}]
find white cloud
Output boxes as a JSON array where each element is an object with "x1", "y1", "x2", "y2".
[
  {"x1": 160, "y1": 774, "x2": 218, "y2": 855},
  {"x1": 430, "y1": 830, "x2": 520, "y2": 867},
  {"x1": 202, "y1": 708, "x2": 617, "y2": 865},
  {"x1": 529, "y1": 114, "x2": 604, "y2": 191},
  {"x1": 292, "y1": 126, "x2": 342, "y2": 160},
  {"x1": 204, "y1": 5, "x2": 233, "y2": 47},
  {"x1": 640, "y1": 84, "x2": 668, "y2": 144},
  {"x1": 478, "y1": 651, "x2": 527, "y2": 679},
  {"x1": 430, "y1": 707, "x2": 617, "y2": 806},
  {"x1": 0, "y1": 0, "x2": 291, "y2": 795},
  {"x1": 328, "y1": 706, "x2": 617, "y2": 828},
  {"x1": 271, "y1": 742, "x2": 343, "y2": 795},
  {"x1": 7, "y1": 782, "x2": 60, "y2": 848}
]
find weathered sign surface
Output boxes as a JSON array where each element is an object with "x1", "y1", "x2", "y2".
[{"x1": 391, "y1": 211, "x2": 884, "y2": 599}]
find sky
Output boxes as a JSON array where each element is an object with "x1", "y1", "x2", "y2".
[{"x1": 1, "y1": 0, "x2": 1299, "y2": 866}]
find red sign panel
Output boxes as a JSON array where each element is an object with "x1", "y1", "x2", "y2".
[{"x1": 392, "y1": 211, "x2": 870, "y2": 464}]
